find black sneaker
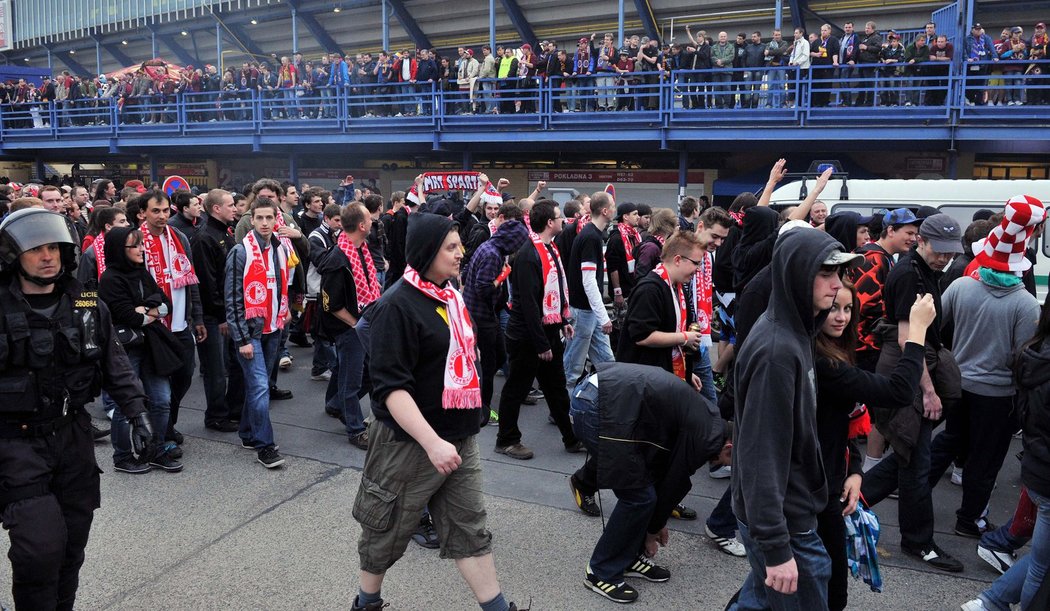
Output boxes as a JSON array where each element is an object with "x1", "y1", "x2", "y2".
[
  {"x1": 149, "y1": 452, "x2": 184, "y2": 473},
  {"x1": 570, "y1": 474, "x2": 600, "y2": 517},
  {"x1": 161, "y1": 441, "x2": 183, "y2": 460},
  {"x1": 625, "y1": 554, "x2": 671, "y2": 582},
  {"x1": 205, "y1": 420, "x2": 239, "y2": 433},
  {"x1": 166, "y1": 427, "x2": 184, "y2": 445},
  {"x1": 92, "y1": 423, "x2": 111, "y2": 441},
  {"x1": 565, "y1": 440, "x2": 586, "y2": 453},
  {"x1": 114, "y1": 458, "x2": 152, "y2": 474},
  {"x1": 901, "y1": 542, "x2": 964, "y2": 572},
  {"x1": 411, "y1": 513, "x2": 440, "y2": 549},
  {"x1": 955, "y1": 517, "x2": 997, "y2": 539},
  {"x1": 241, "y1": 438, "x2": 256, "y2": 450},
  {"x1": 258, "y1": 446, "x2": 285, "y2": 469},
  {"x1": 671, "y1": 503, "x2": 698, "y2": 520},
  {"x1": 584, "y1": 570, "x2": 639, "y2": 603},
  {"x1": 350, "y1": 595, "x2": 386, "y2": 611}
]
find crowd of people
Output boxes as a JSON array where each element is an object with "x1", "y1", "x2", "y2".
[
  {"x1": 2, "y1": 17, "x2": 1047, "y2": 129},
  {"x1": 0, "y1": 159, "x2": 1048, "y2": 611}
]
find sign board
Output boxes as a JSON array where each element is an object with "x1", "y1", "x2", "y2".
[
  {"x1": 527, "y1": 170, "x2": 705, "y2": 184},
  {"x1": 0, "y1": 1, "x2": 11, "y2": 52},
  {"x1": 162, "y1": 175, "x2": 191, "y2": 195}
]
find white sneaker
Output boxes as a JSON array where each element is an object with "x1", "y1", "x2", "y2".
[
  {"x1": 279, "y1": 355, "x2": 293, "y2": 370},
  {"x1": 951, "y1": 465, "x2": 963, "y2": 486},
  {"x1": 310, "y1": 371, "x2": 332, "y2": 381},
  {"x1": 961, "y1": 599, "x2": 987, "y2": 610},
  {"x1": 704, "y1": 524, "x2": 746, "y2": 557},
  {"x1": 709, "y1": 465, "x2": 732, "y2": 479},
  {"x1": 977, "y1": 544, "x2": 1015, "y2": 574}
]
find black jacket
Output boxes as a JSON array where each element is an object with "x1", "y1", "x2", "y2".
[
  {"x1": 191, "y1": 214, "x2": 237, "y2": 324},
  {"x1": 1018, "y1": 336, "x2": 1050, "y2": 498},
  {"x1": 593, "y1": 362, "x2": 726, "y2": 534},
  {"x1": 731, "y1": 207, "x2": 779, "y2": 292},
  {"x1": 616, "y1": 271, "x2": 693, "y2": 373},
  {"x1": 732, "y1": 228, "x2": 842, "y2": 567},
  {"x1": 384, "y1": 208, "x2": 409, "y2": 289},
  {"x1": 506, "y1": 239, "x2": 569, "y2": 352}
]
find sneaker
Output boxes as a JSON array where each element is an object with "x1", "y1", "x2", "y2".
[
  {"x1": 527, "y1": 388, "x2": 544, "y2": 401},
  {"x1": 961, "y1": 599, "x2": 987, "y2": 610},
  {"x1": 92, "y1": 423, "x2": 110, "y2": 441},
  {"x1": 269, "y1": 386, "x2": 293, "y2": 400},
  {"x1": 279, "y1": 355, "x2": 293, "y2": 369},
  {"x1": 205, "y1": 420, "x2": 239, "y2": 433},
  {"x1": 671, "y1": 503, "x2": 697, "y2": 520},
  {"x1": 258, "y1": 446, "x2": 285, "y2": 468},
  {"x1": 411, "y1": 513, "x2": 440, "y2": 549},
  {"x1": 713, "y1": 372, "x2": 727, "y2": 393},
  {"x1": 486, "y1": 409, "x2": 499, "y2": 426},
  {"x1": 114, "y1": 458, "x2": 153, "y2": 474},
  {"x1": 289, "y1": 334, "x2": 312, "y2": 348},
  {"x1": 349, "y1": 431, "x2": 370, "y2": 450},
  {"x1": 901, "y1": 542, "x2": 964, "y2": 572},
  {"x1": 570, "y1": 474, "x2": 601, "y2": 516},
  {"x1": 149, "y1": 452, "x2": 184, "y2": 473},
  {"x1": 977, "y1": 544, "x2": 1015, "y2": 574},
  {"x1": 956, "y1": 517, "x2": 997, "y2": 539},
  {"x1": 625, "y1": 554, "x2": 671, "y2": 582},
  {"x1": 494, "y1": 443, "x2": 534, "y2": 460},
  {"x1": 565, "y1": 440, "x2": 586, "y2": 453},
  {"x1": 310, "y1": 371, "x2": 332, "y2": 381},
  {"x1": 951, "y1": 465, "x2": 963, "y2": 486},
  {"x1": 584, "y1": 570, "x2": 638, "y2": 603},
  {"x1": 705, "y1": 524, "x2": 747, "y2": 557},
  {"x1": 161, "y1": 441, "x2": 183, "y2": 460},
  {"x1": 241, "y1": 438, "x2": 256, "y2": 450},
  {"x1": 166, "y1": 427, "x2": 184, "y2": 445},
  {"x1": 350, "y1": 595, "x2": 387, "y2": 611},
  {"x1": 709, "y1": 465, "x2": 732, "y2": 479}
]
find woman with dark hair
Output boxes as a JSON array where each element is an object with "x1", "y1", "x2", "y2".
[
  {"x1": 98, "y1": 226, "x2": 183, "y2": 475},
  {"x1": 963, "y1": 298, "x2": 1050, "y2": 610},
  {"x1": 814, "y1": 280, "x2": 934, "y2": 610}
]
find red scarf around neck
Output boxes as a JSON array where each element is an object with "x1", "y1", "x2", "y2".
[
  {"x1": 655, "y1": 263, "x2": 688, "y2": 380},
  {"x1": 532, "y1": 235, "x2": 570, "y2": 324},
  {"x1": 94, "y1": 231, "x2": 108, "y2": 280},
  {"x1": 694, "y1": 252, "x2": 713, "y2": 348},
  {"x1": 618, "y1": 222, "x2": 640, "y2": 272},
  {"x1": 336, "y1": 231, "x2": 381, "y2": 311},
  {"x1": 402, "y1": 265, "x2": 481, "y2": 409},
  {"x1": 242, "y1": 231, "x2": 289, "y2": 332},
  {"x1": 141, "y1": 224, "x2": 199, "y2": 326}
]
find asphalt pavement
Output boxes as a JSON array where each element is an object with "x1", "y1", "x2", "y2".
[{"x1": 0, "y1": 342, "x2": 1024, "y2": 610}]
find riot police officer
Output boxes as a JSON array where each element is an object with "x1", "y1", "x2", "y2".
[{"x1": 0, "y1": 208, "x2": 154, "y2": 610}]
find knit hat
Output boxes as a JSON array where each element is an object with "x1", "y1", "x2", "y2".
[
  {"x1": 973, "y1": 195, "x2": 1046, "y2": 273},
  {"x1": 480, "y1": 181, "x2": 502, "y2": 207}
]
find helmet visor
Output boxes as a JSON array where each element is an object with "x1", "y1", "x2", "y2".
[{"x1": 1, "y1": 210, "x2": 77, "y2": 257}]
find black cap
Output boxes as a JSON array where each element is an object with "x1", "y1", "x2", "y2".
[{"x1": 616, "y1": 202, "x2": 638, "y2": 219}]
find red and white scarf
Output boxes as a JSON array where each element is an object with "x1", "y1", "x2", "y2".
[
  {"x1": 533, "y1": 235, "x2": 570, "y2": 324},
  {"x1": 141, "y1": 224, "x2": 199, "y2": 327},
  {"x1": 242, "y1": 231, "x2": 289, "y2": 333},
  {"x1": 407, "y1": 172, "x2": 502, "y2": 207},
  {"x1": 336, "y1": 231, "x2": 381, "y2": 311},
  {"x1": 271, "y1": 210, "x2": 301, "y2": 268},
  {"x1": 618, "y1": 222, "x2": 640, "y2": 272},
  {"x1": 655, "y1": 263, "x2": 688, "y2": 380},
  {"x1": 694, "y1": 252, "x2": 713, "y2": 348},
  {"x1": 94, "y1": 231, "x2": 108, "y2": 280},
  {"x1": 403, "y1": 265, "x2": 481, "y2": 409}
]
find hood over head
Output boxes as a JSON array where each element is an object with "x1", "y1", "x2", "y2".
[
  {"x1": 824, "y1": 211, "x2": 861, "y2": 252},
  {"x1": 768, "y1": 227, "x2": 846, "y2": 337},
  {"x1": 406, "y1": 212, "x2": 457, "y2": 278},
  {"x1": 488, "y1": 219, "x2": 530, "y2": 255},
  {"x1": 732, "y1": 206, "x2": 780, "y2": 291},
  {"x1": 102, "y1": 226, "x2": 141, "y2": 273}
]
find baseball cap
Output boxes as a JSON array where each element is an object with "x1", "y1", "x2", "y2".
[
  {"x1": 1012, "y1": 26, "x2": 1024, "y2": 34},
  {"x1": 822, "y1": 248, "x2": 864, "y2": 267},
  {"x1": 1037, "y1": 22, "x2": 1046, "y2": 29},
  {"x1": 883, "y1": 207, "x2": 919, "y2": 226},
  {"x1": 971, "y1": 23, "x2": 982, "y2": 30},
  {"x1": 918, "y1": 213, "x2": 964, "y2": 253},
  {"x1": 579, "y1": 37, "x2": 589, "y2": 44}
]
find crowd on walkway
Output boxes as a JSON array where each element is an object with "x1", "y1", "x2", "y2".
[
  {"x1": 2, "y1": 17, "x2": 1048, "y2": 129},
  {"x1": 0, "y1": 162, "x2": 1048, "y2": 611}
]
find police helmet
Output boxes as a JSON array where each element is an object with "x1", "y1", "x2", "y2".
[{"x1": 0, "y1": 208, "x2": 80, "y2": 274}]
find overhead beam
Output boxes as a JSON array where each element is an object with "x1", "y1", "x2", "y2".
[
  {"x1": 498, "y1": 0, "x2": 537, "y2": 48},
  {"x1": 632, "y1": 0, "x2": 660, "y2": 41},
  {"x1": 297, "y1": 11, "x2": 345, "y2": 56},
  {"x1": 58, "y1": 51, "x2": 92, "y2": 78},
  {"x1": 221, "y1": 21, "x2": 267, "y2": 60},
  {"x1": 102, "y1": 43, "x2": 135, "y2": 67},
  {"x1": 788, "y1": 0, "x2": 806, "y2": 31},
  {"x1": 386, "y1": 0, "x2": 432, "y2": 50},
  {"x1": 157, "y1": 33, "x2": 203, "y2": 67}
]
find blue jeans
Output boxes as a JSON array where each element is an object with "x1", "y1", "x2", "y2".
[
  {"x1": 693, "y1": 345, "x2": 716, "y2": 405},
  {"x1": 328, "y1": 328, "x2": 367, "y2": 437},
  {"x1": 732, "y1": 521, "x2": 832, "y2": 611},
  {"x1": 311, "y1": 338, "x2": 336, "y2": 377},
  {"x1": 112, "y1": 347, "x2": 172, "y2": 463},
  {"x1": 570, "y1": 379, "x2": 656, "y2": 582},
  {"x1": 236, "y1": 332, "x2": 281, "y2": 450},
  {"x1": 980, "y1": 488, "x2": 1050, "y2": 610},
  {"x1": 981, "y1": 516, "x2": 1030, "y2": 554},
  {"x1": 767, "y1": 68, "x2": 786, "y2": 107},
  {"x1": 562, "y1": 307, "x2": 614, "y2": 394}
]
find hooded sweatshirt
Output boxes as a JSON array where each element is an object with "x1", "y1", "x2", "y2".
[
  {"x1": 823, "y1": 212, "x2": 862, "y2": 253},
  {"x1": 98, "y1": 226, "x2": 171, "y2": 330},
  {"x1": 941, "y1": 274, "x2": 1040, "y2": 396},
  {"x1": 368, "y1": 213, "x2": 483, "y2": 442},
  {"x1": 1017, "y1": 334, "x2": 1050, "y2": 498},
  {"x1": 732, "y1": 228, "x2": 843, "y2": 567},
  {"x1": 731, "y1": 206, "x2": 779, "y2": 292}
]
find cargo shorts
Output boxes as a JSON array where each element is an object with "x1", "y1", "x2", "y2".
[{"x1": 354, "y1": 420, "x2": 492, "y2": 574}]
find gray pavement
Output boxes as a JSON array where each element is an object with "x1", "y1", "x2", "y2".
[{"x1": 0, "y1": 342, "x2": 1024, "y2": 610}]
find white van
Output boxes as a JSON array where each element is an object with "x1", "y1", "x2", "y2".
[{"x1": 768, "y1": 178, "x2": 1050, "y2": 296}]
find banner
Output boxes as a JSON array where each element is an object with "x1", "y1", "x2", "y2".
[{"x1": 408, "y1": 172, "x2": 502, "y2": 207}]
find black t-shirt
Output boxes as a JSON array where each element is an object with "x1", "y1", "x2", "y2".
[
  {"x1": 319, "y1": 247, "x2": 373, "y2": 339},
  {"x1": 605, "y1": 226, "x2": 636, "y2": 299},
  {"x1": 567, "y1": 223, "x2": 605, "y2": 310},
  {"x1": 369, "y1": 282, "x2": 483, "y2": 442},
  {"x1": 883, "y1": 249, "x2": 943, "y2": 348},
  {"x1": 616, "y1": 272, "x2": 690, "y2": 373}
]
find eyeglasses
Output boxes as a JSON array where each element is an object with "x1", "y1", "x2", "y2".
[
  {"x1": 125, "y1": 243, "x2": 143, "y2": 249},
  {"x1": 680, "y1": 255, "x2": 703, "y2": 267}
]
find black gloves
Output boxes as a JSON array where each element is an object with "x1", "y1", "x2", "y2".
[{"x1": 129, "y1": 413, "x2": 155, "y2": 461}]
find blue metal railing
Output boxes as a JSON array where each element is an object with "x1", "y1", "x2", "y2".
[{"x1": 2, "y1": 62, "x2": 1048, "y2": 141}]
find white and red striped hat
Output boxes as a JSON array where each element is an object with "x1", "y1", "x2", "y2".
[{"x1": 974, "y1": 194, "x2": 1046, "y2": 273}]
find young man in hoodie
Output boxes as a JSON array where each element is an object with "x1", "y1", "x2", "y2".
[
  {"x1": 932, "y1": 197, "x2": 1044, "y2": 538},
  {"x1": 730, "y1": 227, "x2": 862, "y2": 609},
  {"x1": 353, "y1": 213, "x2": 524, "y2": 611}
]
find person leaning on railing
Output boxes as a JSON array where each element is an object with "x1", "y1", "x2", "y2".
[{"x1": 903, "y1": 33, "x2": 928, "y2": 106}]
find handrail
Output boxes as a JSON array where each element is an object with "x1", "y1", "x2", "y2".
[{"x1": 1, "y1": 61, "x2": 1048, "y2": 140}]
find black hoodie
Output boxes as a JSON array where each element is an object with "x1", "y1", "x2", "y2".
[
  {"x1": 1018, "y1": 335, "x2": 1050, "y2": 498},
  {"x1": 98, "y1": 227, "x2": 171, "y2": 329},
  {"x1": 823, "y1": 212, "x2": 861, "y2": 254},
  {"x1": 731, "y1": 228, "x2": 842, "y2": 567},
  {"x1": 731, "y1": 206, "x2": 779, "y2": 292}
]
